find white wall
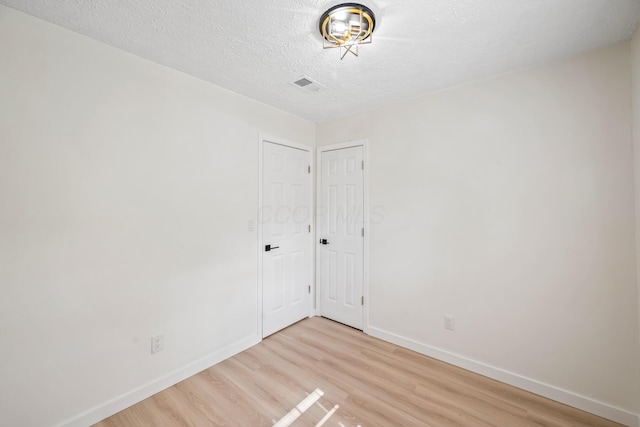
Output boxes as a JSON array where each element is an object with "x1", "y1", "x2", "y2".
[
  {"x1": 0, "y1": 6, "x2": 314, "y2": 427},
  {"x1": 318, "y1": 44, "x2": 640, "y2": 421},
  {"x1": 633, "y1": 30, "x2": 640, "y2": 407}
]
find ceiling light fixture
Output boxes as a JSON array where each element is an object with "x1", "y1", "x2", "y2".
[{"x1": 319, "y1": 3, "x2": 376, "y2": 60}]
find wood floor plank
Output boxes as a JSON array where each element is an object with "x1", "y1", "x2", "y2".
[{"x1": 94, "y1": 317, "x2": 623, "y2": 427}]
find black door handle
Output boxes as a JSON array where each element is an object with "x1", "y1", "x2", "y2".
[
  {"x1": 265, "y1": 244, "x2": 280, "y2": 252},
  {"x1": 320, "y1": 239, "x2": 329, "y2": 245}
]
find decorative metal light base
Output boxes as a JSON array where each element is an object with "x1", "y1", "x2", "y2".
[{"x1": 319, "y1": 3, "x2": 376, "y2": 60}]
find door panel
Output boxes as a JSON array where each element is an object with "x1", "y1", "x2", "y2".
[
  {"x1": 318, "y1": 146, "x2": 364, "y2": 330},
  {"x1": 262, "y1": 141, "x2": 312, "y2": 337}
]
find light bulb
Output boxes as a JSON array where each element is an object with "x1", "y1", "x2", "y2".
[{"x1": 331, "y1": 21, "x2": 347, "y2": 33}]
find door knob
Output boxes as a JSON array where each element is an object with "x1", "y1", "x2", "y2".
[
  {"x1": 265, "y1": 244, "x2": 280, "y2": 252},
  {"x1": 320, "y1": 239, "x2": 329, "y2": 245}
]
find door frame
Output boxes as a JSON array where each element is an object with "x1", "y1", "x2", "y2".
[
  {"x1": 315, "y1": 139, "x2": 370, "y2": 333},
  {"x1": 258, "y1": 134, "x2": 315, "y2": 338}
]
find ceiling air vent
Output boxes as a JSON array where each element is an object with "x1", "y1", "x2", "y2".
[{"x1": 291, "y1": 76, "x2": 325, "y2": 93}]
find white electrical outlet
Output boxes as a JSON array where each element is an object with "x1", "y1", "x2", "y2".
[
  {"x1": 444, "y1": 315, "x2": 455, "y2": 331},
  {"x1": 151, "y1": 335, "x2": 164, "y2": 354},
  {"x1": 248, "y1": 220, "x2": 255, "y2": 231}
]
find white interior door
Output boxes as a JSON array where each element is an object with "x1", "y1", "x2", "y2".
[
  {"x1": 318, "y1": 146, "x2": 365, "y2": 330},
  {"x1": 262, "y1": 141, "x2": 312, "y2": 337}
]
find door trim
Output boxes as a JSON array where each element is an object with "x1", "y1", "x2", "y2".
[
  {"x1": 315, "y1": 139, "x2": 370, "y2": 333},
  {"x1": 258, "y1": 133, "x2": 315, "y2": 339}
]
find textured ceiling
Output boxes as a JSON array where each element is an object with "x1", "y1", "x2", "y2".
[{"x1": 2, "y1": 0, "x2": 640, "y2": 123}]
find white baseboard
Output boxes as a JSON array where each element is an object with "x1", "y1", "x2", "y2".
[
  {"x1": 56, "y1": 334, "x2": 261, "y2": 427},
  {"x1": 53, "y1": 326, "x2": 639, "y2": 427},
  {"x1": 367, "y1": 326, "x2": 639, "y2": 427}
]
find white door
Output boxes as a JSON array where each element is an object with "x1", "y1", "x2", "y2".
[
  {"x1": 262, "y1": 141, "x2": 312, "y2": 337},
  {"x1": 318, "y1": 146, "x2": 365, "y2": 330}
]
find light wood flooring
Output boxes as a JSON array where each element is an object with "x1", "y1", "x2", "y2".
[{"x1": 95, "y1": 317, "x2": 621, "y2": 426}]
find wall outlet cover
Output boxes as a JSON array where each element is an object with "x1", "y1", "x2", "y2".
[
  {"x1": 151, "y1": 335, "x2": 164, "y2": 354},
  {"x1": 444, "y1": 315, "x2": 455, "y2": 331}
]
